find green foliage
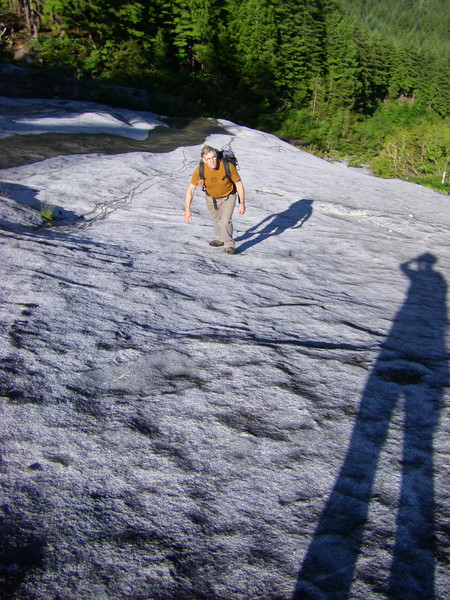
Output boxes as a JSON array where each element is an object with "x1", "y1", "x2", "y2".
[
  {"x1": 324, "y1": 10, "x2": 361, "y2": 111},
  {"x1": 83, "y1": 39, "x2": 150, "y2": 84},
  {"x1": 168, "y1": 0, "x2": 229, "y2": 81},
  {"x1": 339, "y1": 0, "x2": 450, "y2": 52},
  {"x1": 31, "y1": 32, "x2": 89, "y2": 72},
  {"x1": 226, "y1": 0, "x2": 278, "y2": 104},
  {"x1": 337, "y1": 101, "x2": 449, "y2": 191},
  {"x1": 2, "y1": 0, "x2": 449, "y2": 191},
  {"x1": 274, "y1": 0, "x2": 326, "y2": 103},
  {"x1": 275, "y1": 108, "x2": 320, "y2": 141},
  {"x1": 40, "y1": 202, "x2": 54, "y2": 226},
  {"x1": 371, "y1": 119, "x2": 449, "y2": 188},
  {"x1": 352, "y1": 100, "x2": 439, "y2": 153},
  {"x1": 42, "y1": 1, "x2": 140, "y2": 37}
]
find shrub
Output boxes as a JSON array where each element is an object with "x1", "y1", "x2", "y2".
[{"x1": 371, "y1": 119, "x2": 449, "y2": 191}]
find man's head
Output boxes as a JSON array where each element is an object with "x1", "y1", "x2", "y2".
[{"x1": 201, "y1": 145, "x2": 218, "y2": 171}]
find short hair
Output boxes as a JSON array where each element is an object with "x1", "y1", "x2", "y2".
[{"x1": 201, "y1": 145, "x2": 217, "y2": 158}]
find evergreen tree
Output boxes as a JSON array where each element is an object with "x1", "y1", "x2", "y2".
[
  {"x1": 387, "y1": 41, "x2": 419, "y2": 99},
  {"x1": 226, "y1": 0, "x2": 278, "y2": 101},
  {"x1": 352, "y1": 26, "x2": 389, "y2": 113},
  {"x1": 169, "y1": 0, "x2": 224, "y2": 74},
  {"x1": 42, "y1": 0, "x2": 147, "y2": 42},
  {"x1": 274, "y1": 0, "x2": 326, "y2": 107},
  {"x1": 324, "y1": 7, "x2": 361, "y2": 111},
  {"x1": 0, "y1": 0, "x2": 448, "y2": 190}
]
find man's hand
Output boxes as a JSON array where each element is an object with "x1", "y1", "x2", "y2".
[
  {"x1": 238, "y1": 202, "x2": 246, "y2": 216},
  {"x1": 184, "y1": 209, "x2": 193, "y2": 224}
]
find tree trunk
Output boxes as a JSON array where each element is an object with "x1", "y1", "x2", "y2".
[{"x1": 22, "y1": 0, "x2": 40, "y2": 37}]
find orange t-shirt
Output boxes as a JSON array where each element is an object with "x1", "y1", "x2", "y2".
[{"x1": 191, "y1": 160, "x2": 240, "y2": 198}]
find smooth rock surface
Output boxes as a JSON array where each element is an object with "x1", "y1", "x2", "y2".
[{"x1": 0, "y1": 97, "x2": 449, "y2": 600}]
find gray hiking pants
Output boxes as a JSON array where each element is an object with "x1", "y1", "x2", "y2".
[{"x1": 205, "y1": 193, "x2": 236, "y2": 249}]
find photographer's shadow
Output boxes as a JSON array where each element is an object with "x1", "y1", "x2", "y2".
[
  {"x1": 293, "y1": 253, "x2": 448, "y2": 600},
  {"x1": 236, "y1": 198, "x2": 313, "y2": 253}
]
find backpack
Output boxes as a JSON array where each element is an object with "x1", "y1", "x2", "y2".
[{"x1": 199, "y1": 146, "x2": 239, "y2": 197}]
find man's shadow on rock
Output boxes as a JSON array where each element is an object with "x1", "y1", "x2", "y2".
[
  {"x1": 235, "y1": 199, "x2": 313, "y2": 253},
  {"x1": 1, "y1": 182, "x2": 81, "y2": 230},
  {"x1": 293, "y1": 253, "x2": 448, "y2": 600}
]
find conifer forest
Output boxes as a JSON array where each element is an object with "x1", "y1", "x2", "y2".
[{"x1": 1, "y1": 0, "x2": 449, "y2": 191}]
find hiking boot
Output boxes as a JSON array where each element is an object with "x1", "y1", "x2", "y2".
[
  {"x1": 209, "y1": 240, "x2": 224, "y2": 247},
  {"x1": 224, "y1": 247, "x2": 235, "y2": 255}
]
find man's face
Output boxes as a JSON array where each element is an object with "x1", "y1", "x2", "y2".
[{"x1": 203, "y1": 151, "x2": 218, "y2": 171}]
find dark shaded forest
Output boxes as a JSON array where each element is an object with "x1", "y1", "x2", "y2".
[{"x1": 1, "y1": 0, "x2": 448, "y2": 191}]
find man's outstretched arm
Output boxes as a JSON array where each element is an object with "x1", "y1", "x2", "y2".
[
  {"x1": 236, "y1": 180, "x2": 246, "y2": 215},
  {"x1": 184, "y1": 183, "x2": 196, "y2": 223}
]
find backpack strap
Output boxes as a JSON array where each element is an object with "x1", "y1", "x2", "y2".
[
  {"x1": 222, "y1": 157, "x2": 232, "y2": 185},
  {"x1": 222, "y1": 157, "x2": 237, "y2": 197},
  {"x1": 198, "y1": 160, "x2": 206, "y2": 192}
]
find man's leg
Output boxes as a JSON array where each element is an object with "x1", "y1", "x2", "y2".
[
  {"x1": 217, "y1": 195, "x2": 236, "y2": 249},
  {"x1": 205, "y1": 195, "x2": 222, "y2": 241}
]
